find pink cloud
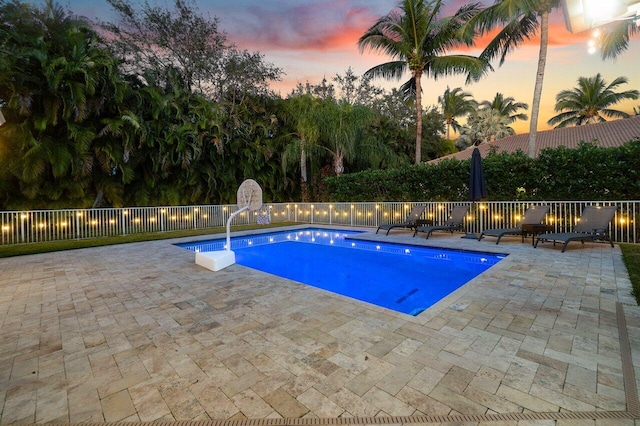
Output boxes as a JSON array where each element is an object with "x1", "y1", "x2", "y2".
[
  {"x1": 227, "y1": 1, "x2": 601, "y2": 58},
  {"x1": 225, "y1": 0, "x2": 378, "y2": 52},
  {"x1": 218, "y1": 0, "x2": 640, "y2": 103}
]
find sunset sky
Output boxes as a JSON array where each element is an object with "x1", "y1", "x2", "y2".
[{"x1": 62, "y1": 0, "x2": 640, "y2": 134}]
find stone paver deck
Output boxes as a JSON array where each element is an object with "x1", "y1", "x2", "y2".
[{"x1": 0, "y1": 225, "x2": 639, "y2": 425}]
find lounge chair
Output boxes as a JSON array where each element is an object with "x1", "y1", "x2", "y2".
[
  {"x1": 534, "y1": 206, "x2": 616, "y2": 252},
  {"x1": 376, "y1": 205, "x2": 425, "y2": 235},
  {"x1": 413, "y1": 205, "x2": 469, "y2": 239},
  {"x1": 478, "y1": 205, "x2": 550, "y2": 245}
]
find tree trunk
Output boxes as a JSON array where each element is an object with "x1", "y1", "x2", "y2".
[
  {"x1": 333, "y1": 151, "x2": 344, "y2": 176},
  {"x1": 414, "y1": 72, "x2": 423, "y2": 163},
  {"x1": 300, "y1": 146, "x2": 310, "y2": 201},
  {"x1": 92, "y1": 190, "x2": 104, "y2": 208},
  {"x1": 300, "y1": 147, "x2": 307, "y2": 183},
  {"x1": 300, "y1": 181, "x2": 310, "y2": 202},
  {"x1": 527, "y1": 10, "x2": 549, "y2": 158}
]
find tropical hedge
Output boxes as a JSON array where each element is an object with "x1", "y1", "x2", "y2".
[{"x1": 324, "y1": 140, "x2": 640, "y2": 201}]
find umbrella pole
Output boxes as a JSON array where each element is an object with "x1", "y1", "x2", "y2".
[{"x1": 461, "y1": 201, "x2": 480, "y2": 239}]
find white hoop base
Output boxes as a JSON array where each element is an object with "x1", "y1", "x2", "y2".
[{"x1": 195, "y1": 250, "x2": 236, "y2": 272}]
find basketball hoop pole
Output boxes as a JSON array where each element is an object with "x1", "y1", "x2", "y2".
[
  {"x1": 225, "y1": 205, "x2": 249, "y2": 251},
  {"x1": 225, "y1": 189, "x2": 254, "y2": 251}
]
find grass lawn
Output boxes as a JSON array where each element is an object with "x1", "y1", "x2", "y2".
[
  {"x1": 621, "y1": 243, "x2": 640, "y2": 304},
  {"x1": 0, "y1": 222, "x2": 299, "y2": 258}
]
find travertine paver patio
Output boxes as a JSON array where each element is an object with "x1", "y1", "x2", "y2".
[{"x1": 0, "y1": 224, "x2": 639, "y2": 425}]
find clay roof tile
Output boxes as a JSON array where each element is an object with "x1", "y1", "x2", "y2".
[{"x1": 430, "y1": 115, "x2": 640, "y2": 163}]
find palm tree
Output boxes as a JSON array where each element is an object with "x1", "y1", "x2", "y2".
[
  {"x1": 358, "y1": 0, "x2": 488, "y2": 163},
  {"x1": 317, "y1": 99, "x2": 397, "y2": 176},
  {"x1": 547, "y1": 74, "x2": 639, "y2": 128},
  {"x1": 480, "y1": 93, "x2": 528, "y2": 124},
  {"x1": 438, "y1": 87, "x2": 477, "y2": 140},
  {"x1": 463, "y1": 0, "x2": 560, "y2": 158},
  {"x1": 282, "y1": 95, "x2": 323, "y2": 201},
  {"x1": 465, "y1": 0, "x2": 637, "y2": 158},
  {"x1": 457, "y1": 108, "x2": 515, "y2": 148}
]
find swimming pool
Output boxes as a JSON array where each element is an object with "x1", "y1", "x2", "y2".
[{"x1": 177, "y1": 228, "x2": 505, "y2": 316}]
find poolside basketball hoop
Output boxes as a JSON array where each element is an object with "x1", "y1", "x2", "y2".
[{"x1": 195, "y1": 179, "x2": 263, "y2": 271}]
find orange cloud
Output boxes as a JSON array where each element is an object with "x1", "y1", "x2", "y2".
[
  {"x1": 232, "y1": 3, "x2": 598, "y2": 58},
  {"x1": 456, "y1": 21, "x2": 591, "y2": 54}
]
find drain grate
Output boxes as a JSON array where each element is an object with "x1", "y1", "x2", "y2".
[
  {"x1": 59, "y1": 410, "x2": 636, "y2": 426},
  {"x1": 618, "y1": 302, "x2": 640, "y2": 418}
]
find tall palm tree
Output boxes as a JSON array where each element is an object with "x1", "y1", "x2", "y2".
[
  {"x1": 463, "y1": 0, "x2": 560, "y2": 158},
  {"x1": 547, "y1": 74, "x2": 639, "y2": 128},
  {"x1": 358, "y1": 0, "x2": 488, "y2": 163},
  {"x1": 282, "y1": 94, "x2": 323, "y2": 201},
  {"x1": 480, "y1": 92, "x2": 528, "y2": 124},
  {"x1": 438, "y1": 87, "x2": 477, "y2": 140}
]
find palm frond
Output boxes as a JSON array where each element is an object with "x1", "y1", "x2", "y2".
[
  {"x1": 479, "y1": 13, "x2": 539, "y2": 65},
  {"x1": 427, "y1": 55, "x2": 490, "y2": 81},
  {"x1": 400, "y1": 78, "x2": 416, "y2": 101},
  {"x1": 600, "y1": 19, "x2": 637, "y2": 60},
  {"x1": 462, "y1": 0, "x2": 532, "y2": 37},
  {"x1": 546, "y1": 111, "x2": 569, "y2": 127},
  {"x1": 434, "y1": 2, "x2": 482, "y2": 48},
  {"x1": 358, "y1": 12, "x2": 402, "y2": 50},
  {"x1": 606, "y1": 75, "x2": 631, "y2": 88},
  {"x1": 363, "y1": 61, "x2": 408, "y2": 81},
  {"x1": 21, "y1": 144, "x2": 47, "y2": 182},
  {"x1": 600, "y1": 108, "x2": 631, "y2": 119}
]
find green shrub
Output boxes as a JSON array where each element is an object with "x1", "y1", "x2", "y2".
[
  {"x1": 325, "y1": 139, "x2": 640, "y2": 201},
  {"x1": 482, "y1": 150, "x2": 537, "y2": 200}
]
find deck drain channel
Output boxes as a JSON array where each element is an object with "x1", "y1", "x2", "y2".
[{"x1": 618, "y1": 301, "x2": 640, "y2": 417}]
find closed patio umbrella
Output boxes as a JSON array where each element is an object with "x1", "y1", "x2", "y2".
[
  {"x1": 469, "y1": 147, "x2": 487, "y2": 201},
  {"x1": 462, "y1": 147, "x2": 487, "y2": 239}
]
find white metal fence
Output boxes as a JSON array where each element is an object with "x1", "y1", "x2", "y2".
[{"x1": 0, "y1": 201, "x2": 638, "y2": 245}]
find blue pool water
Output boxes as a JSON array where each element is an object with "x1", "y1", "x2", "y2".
[{"x1": 177, "y1": 228, "x2": 505, "y2": 316}]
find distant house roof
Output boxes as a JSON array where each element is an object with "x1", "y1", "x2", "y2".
[{"x1": 429, "y1": 115, "x2": 640, "y2": 163}]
